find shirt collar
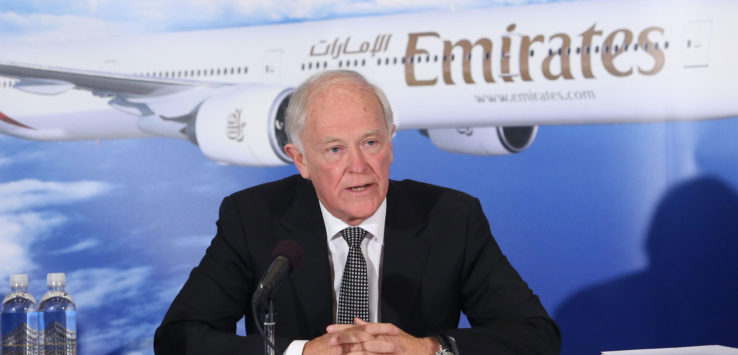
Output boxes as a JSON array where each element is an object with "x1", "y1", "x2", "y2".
[{"x1": 319, "y1": 199, "x2": 386, "y2": 245}]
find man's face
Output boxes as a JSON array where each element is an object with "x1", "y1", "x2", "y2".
[{"x1": 285, "y1": 81, "x2": 393, "y2": 226}]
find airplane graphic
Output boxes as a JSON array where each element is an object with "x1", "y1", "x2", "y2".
[{"x1": 1, "y1": 0, "x2": 736, "y2": 166}]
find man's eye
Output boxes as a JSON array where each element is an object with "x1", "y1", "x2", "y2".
[
  {"x1": 329, "y1": 147, "x2": 341, "y2": 153},
  {"x1": 366, "y1": 140, "x2": 377, "y2": 146}
]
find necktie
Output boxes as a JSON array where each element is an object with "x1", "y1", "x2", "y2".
[{"x1": 337, "y1": 226, "x2": 370, "y2": 324}]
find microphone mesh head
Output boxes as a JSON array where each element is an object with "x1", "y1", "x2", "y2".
[{"x1": 272, "y1": 240, "x2": 304, "y2": 270}]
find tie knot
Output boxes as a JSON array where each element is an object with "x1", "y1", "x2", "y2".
[{"x1": 341, "y1": 227, "x2": 367, "y2": 248}]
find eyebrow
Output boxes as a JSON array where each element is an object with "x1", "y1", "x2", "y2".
[
  {"x1": 319, "y1": 129, "x2": 379, "y2": 145},
  {"x1": 320, "y1": 136, "x2": 341, "y2": 145},
  {"x1": 362, "y1": 129, "x2": 379, "y2": 139}
]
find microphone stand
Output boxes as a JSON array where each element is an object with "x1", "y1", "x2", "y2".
[
  {"x1": 253, "y1": 296, "x2": 280, "y2": 355},
  {"x1": 264, "y1": 299, "x2": 276, "y2": 355}
]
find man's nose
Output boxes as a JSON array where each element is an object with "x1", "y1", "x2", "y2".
[{"x1": 347, "y1": 146, "x2": 369, "y2": 173}]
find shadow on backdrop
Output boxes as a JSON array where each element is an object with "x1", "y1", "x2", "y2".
[{"x1": 554, "y1": 176, "x2": 738, "y2": 354}]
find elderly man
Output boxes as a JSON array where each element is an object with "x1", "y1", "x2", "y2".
[{"x1": 155, "y1": 70, "x2": 560, "y2": 354}]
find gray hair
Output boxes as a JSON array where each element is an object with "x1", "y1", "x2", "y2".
[{"x1": 285, "y1": 70, "x2": 394, "y2": 152}]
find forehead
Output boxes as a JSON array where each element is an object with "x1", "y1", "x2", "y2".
[{"x1": 304, "y1": 81, "x2": 385, "y2": 133}]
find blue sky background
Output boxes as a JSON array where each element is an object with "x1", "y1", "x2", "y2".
[{"x1": 2, "y1": 1, "x2": 737, "y2": 354}]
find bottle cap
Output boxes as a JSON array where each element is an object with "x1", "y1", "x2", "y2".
[
  {"x1": 9, "y1": 274, "x2": 28, "y2": 288},
  {"x1": 47, "y1": 273, "x2": 66, "y2": 288}
]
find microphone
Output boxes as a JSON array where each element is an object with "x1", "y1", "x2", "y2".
[{"x1": 251, "y1": 240, "x2": 304, "y2": 306}]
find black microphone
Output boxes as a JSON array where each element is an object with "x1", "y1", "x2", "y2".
[{"x1": 251, "y1": 240, "x2": 304, "y2": 306}]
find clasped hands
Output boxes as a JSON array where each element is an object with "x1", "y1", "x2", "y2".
[{"x1": 303, "y1": 318, "x2": 439, "y2": 355}]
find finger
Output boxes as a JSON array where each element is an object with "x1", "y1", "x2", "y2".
[
  {"x1": 330, "y1": 321, "x2": 401, "y2": 336},
  {"x1": 361, "y1": 339, "x2": 403, "y2": 353},
  {"x1": 326, "y1": 323, "x2": 358, "y2": 333},
  {"x1": 341, "y1": 340, "x2": 402, "y2": 354},
  {"x1": 359, "y1": 322, "x2": 401, "y2": 336},
  {"x1": 328, "y1": 319, "x2": 375, "y2": 333},
  {"x1": 328, "y1": 329, "x2": 375, "y2": 345}
]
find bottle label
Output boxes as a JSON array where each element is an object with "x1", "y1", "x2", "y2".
[
  {"x1": 1, "y1": 312, "x2": 40, "y2": 354},
  {"x1": 39, "y1": 310, "x2": 76, "y2": 355}
]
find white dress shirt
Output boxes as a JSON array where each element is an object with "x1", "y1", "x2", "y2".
[{"x1": 284, "y1": 199, "x2": 387, "y2": 354}]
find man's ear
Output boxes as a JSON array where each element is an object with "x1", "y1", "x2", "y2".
[{"x1": 284, "y1": 143, "x2": 310, "y2": 179}]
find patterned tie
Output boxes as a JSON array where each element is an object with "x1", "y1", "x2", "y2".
[{"x1": 337, "y1": 226, "x2": 370, "y2": 324}]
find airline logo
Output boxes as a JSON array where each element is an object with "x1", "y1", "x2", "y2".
[
  {"x1": 310, "y1": 34, "x2": 393, "y2": 58},
  {"x1": 226, "y1": 108, "x2": 245, "y2": 142},
  {"x1": 405, "y1": 23, "x2": 666, "y2": 86}
]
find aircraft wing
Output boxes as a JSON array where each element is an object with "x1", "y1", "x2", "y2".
[
  {"x1": 0, "y1": 60, "x2": 227, "y2": 97},
  {"x1": 0, "y1": 60, "x2": 232, "y2": 118}
]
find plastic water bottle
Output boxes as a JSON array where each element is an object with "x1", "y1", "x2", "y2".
[
  {"x1": 38, "y1": 273, "x2": 76, "y2": 355},
  {"x1": 1, "y1": 274, "x2": 39, "y2": 355}
]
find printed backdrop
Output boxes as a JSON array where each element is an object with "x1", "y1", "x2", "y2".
[{"x1": 1, "y1": 1, "x2": 737, "y2": 354}]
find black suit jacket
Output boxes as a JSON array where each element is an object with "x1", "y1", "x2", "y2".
[{"x1": 155, "y1": 175, "x2": 560, "y2": 354}]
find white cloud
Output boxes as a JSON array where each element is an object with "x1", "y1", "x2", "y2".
[
  {"x1": 0, "y1": 0, "x2": 562, "y2": 43},
  {"x1": 88, "y1": 0, "x2": 108, "y2": 12},
  {"x1": 0, "y1": 179, "x2": 112, "y2": 291},
  {"x1": 65, "y1": 267, "x2": 159, "y2": 354},
  {"x1": 49, "y1": 238, "x2": 101, "y2": 254},
  {"x1": 0, "y1": 211, "x2": 66, "y2": 277},
  {"x1": 0, "y1": 179, "x2": 113, "y2": 213},
  {"x1": 0, "y1": 149, "x2": 47, "y2": 166},
  {"x1": 0, "y1": 11, "x2": 147, "y2": 43},
  {"x1": 82, "y1": 319, "x2": 157, "y2": 355},
  {"x1": 67, "y1": 267, "x2": 151, "y2": 308}
]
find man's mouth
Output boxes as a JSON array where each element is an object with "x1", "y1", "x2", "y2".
[{"x1": 349, "y1": 184, "x2": 371, "y2": 192}]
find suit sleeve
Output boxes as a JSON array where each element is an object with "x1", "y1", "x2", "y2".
[
  {"x1": 441, "y1": 198, "x2": 561, "y2": 355},
  {"x1": 154, "y1": 196, "x2": 291, "y2": 354}
]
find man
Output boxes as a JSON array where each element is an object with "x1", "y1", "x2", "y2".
[{"x1": 155, "y1": 70, "x2": 560, "y2": 354}]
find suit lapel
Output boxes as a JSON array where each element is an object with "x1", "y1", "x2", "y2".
[
  {"x1": 279, "y1": 179, "x2": 333, "y2": 336},
  {"x1": 380, "y1": 182, "x2": 429, "y2": 329}
]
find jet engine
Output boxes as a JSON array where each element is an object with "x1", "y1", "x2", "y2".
[
  {"x1": 425, "y1": 126, "x2": 537, "y2": 155},
  {"x1": 187, "y1": 85, "x2": 293, "y2": 166}
]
